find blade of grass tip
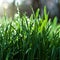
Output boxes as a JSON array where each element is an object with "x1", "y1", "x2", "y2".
[
  {"x1": 50, "y1": 17, "x2": 57, "y2": 33},
  {"x1": 35, "y1": 8, "x2": 40, "y2": 18},
  {"x1": 53, "y1": 17, "x2": 57, "y2": 26},
  {"x1": 44, "y1": 6, "x2": 48, "y2": 21},
  {"x1": 30, "y1": 6, "x2": 35, "y2": 18}
]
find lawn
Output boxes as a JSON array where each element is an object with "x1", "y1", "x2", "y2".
[{"x1": 0, "y1": 8, "x2": 60, "y2": 60}]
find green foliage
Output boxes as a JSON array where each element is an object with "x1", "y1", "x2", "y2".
[{"x1": 0, "y1": 8, "x2": 60, "y2": 60}]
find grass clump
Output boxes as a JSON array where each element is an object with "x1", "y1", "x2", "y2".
[{"x1": 0, "y1": 8, "x2": 60, "y2": 60}]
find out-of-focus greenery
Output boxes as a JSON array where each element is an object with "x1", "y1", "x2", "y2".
[{"x1": 0, "y1": 7, "x2": 60, "y2": 60}]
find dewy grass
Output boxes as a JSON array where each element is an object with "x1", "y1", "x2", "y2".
[{"x1": 0, "y1": 7, "x2": 60, "y2": 60}]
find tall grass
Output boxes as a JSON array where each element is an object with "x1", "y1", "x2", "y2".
[{"x1": 0, "y1": 7, "x2": 60, "y2": 60}]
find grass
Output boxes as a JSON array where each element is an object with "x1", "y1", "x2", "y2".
[{"x1": 0, "y1": 7, "x2": 60, "y2": 60}]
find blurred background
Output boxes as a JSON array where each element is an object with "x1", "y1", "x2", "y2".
[
  {"x1": 0, "y1": 0, "x2": 33, "y2": 18},
  {"x1": 0, "y1": 0, "x2": 60, "y2": 19}
]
